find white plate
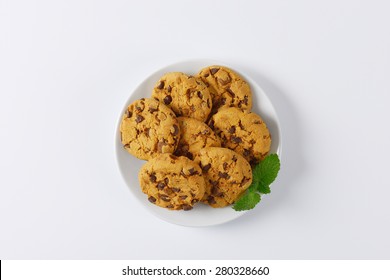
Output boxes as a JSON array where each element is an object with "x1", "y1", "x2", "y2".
[{"x1": 115, "y1": 59, "x2": 282, "y2": 227}]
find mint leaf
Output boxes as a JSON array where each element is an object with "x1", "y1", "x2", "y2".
[
  {"x1": 252, "y1": 154, "x2": 280, "y2": 194},
  {"x1": 233, "y1": 154, "x2": 280, "y2": 211},
  {"x1": 232, "y1": 191, "x2": 261, "y2": 211},
  {"x1": 254, "y1": 154, "x2": 280, "y2": 186},
  {"x1": 248, "y1": 182, "x2": 270, "y2": 194},
  {"x1": 258, "y1": 184, "x2": 271, "y2": 194}
]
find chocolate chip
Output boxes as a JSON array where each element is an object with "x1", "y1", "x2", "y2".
[
  {"x1": 144, "y1": 128, "x2": 150, "y2": 137},
  {"x1": 249, "y1": 139, "x2": 256, "y2": 144},
  {"x1": 127, "y1": 110, "x2": 132, "y2": 118},
  {"x1": 211, "y1": 185, "x2": 224, "y2": 197},
  {"x1": 204, "y1": 73, "x2": 209, "y2": 77},
  {"x1": 188, "y1": 168, "x2": 198, "y2": 176},
  {"x1": 185, "y1": 89, "x2": 192, "y2": 99},
  {"x1": 210, "y1": 180, "x2": 219, "y2": 187},
  {"x1": 183, "y1": 204, "x2": 193, "y2": 211},
  {"x1": 197, "y1": 91, "x2": 203, "y2": 99},
  {"x1": 231, "y1": 136, "x2": 242, "y2": 143},
  {"x1": 220, "y1": 98, "x2": 226, "y2": 105},
  {"x1": 223, "y1": 162, "x2": 228, "y2": 170},
  {"x1": 180, "y1": 170, "x2": 187, "y2": 177},
  {"x1": 169, "y1": 154, "x2": 177, "y2": 160},
  {"x1": 238, "y1": 120, "x2": 245, "y2": 130},
  {"x1": 148, "y1": 196, "x2": 156, "y2": 203},
  {"x1": 175, "y1": 145, "x2": 185, "y2": 155},
  {"x1": 190, "y1": 105, "x2": 196, "y2": 112},
  {"x1": 226, "y1": 88, "x2": 235, "y2": 98},
  {"x1": 240, "y1": 177, "x2": 251, "y2": 187},
  {"x1": 159, "y1": 194, "x2": 170, "y2": 202},
  {"x1": 124, "y1": 144, "x2": 130, "y2": 148},
  {"x1": 179, "y1": 195, "x2": 188, "y2": 200},
  {"x1": 185, "y1": 151, "x2": 194, "y2": 160},
  {"x1": 135, "y1": 105, "x2": 144, "y2": 112},
  {"x1": 232, "y1": 155, "x2": 237, "y2": 162},
  {"x1": 211, "y1": 186, "x2": 219, "y2": 195},
  {"x1": 254, "y1": 120, "x2": 261, "y2": 124},
  {"x1": 157, "y1": 81, "x2": 164, "y2": 89},
  {"x1": 172, "y1": 187, "x2": 180, "y2": 192},
  {"x1": 150, "y1": 173, "x2": 156, "y2": 183},
  {"x1": 135, "y1": 115, "x2": 144, "y2": 123},
  {"x1": 208, "y1": 120, "x2": 215, "y2": 129},
  {"x1": 167, "y1": 85, "x2": 172, "y2": 93},
  {"x1": 167, "y1": 204, "x2": 174, "y2": 209},
  {"x1": 163, "y1": 95, "x2": 172, "y2": 105},
  {"x1": 172, "y1": 125, "x2": 179, "y2": 135},
  {"x1": 157, "y1": 182, "x2": 165, "y2": 190},
  {"x1": 157, "y1": 139, "x2": 167, "y2": 152},
  {"x1": 244, "y1": 95, "x2": 249, "y2": 105},
  {"x1": 210, "y1": 68, "x2": 219, "y2": 75},
  {"x1": 243, "y1": 149, "x2": 251, "y2": 157},
  {"x1": 228, "y1": 126, "x2": 236, "y2": 134},
  {"x1": 164, "y1": 178, "x2": 169, "y2": 185},
  {"x1": 148, "y1": 107, "x2": 158, "y2": 113},
  {"x1": 218, "y1": 172, "x2": 230, "y2": 179},
  {"x1": 207, "y1": 195, "x2": 216, "y2": 204},
  {"x1": 201, "y1": 163, "x2": 211, "y2": 172}
]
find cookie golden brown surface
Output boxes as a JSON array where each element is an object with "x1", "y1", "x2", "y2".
[
  {"x1": 197, "y1": 65, "x2": 252, "y2": 114},
  {"x1": 139, "y1": 154, "x2": 206, "y2": 210},
  {"x1": 120, "y1": 98, "x2": 180, "y2": 160},
  {"x1": 152, "y1": 72, "x2": 212, "y2": 122},
  {"x1": 209, "y1": 107, "x2": 271, "y2": 165},
  {"x1": 198, "y1": 147, "x2": 252, "y2": 208},
  {"x1": 174, "y1": 117, "x2": 221, "y2": 160}
]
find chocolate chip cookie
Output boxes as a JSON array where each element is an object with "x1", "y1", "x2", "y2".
[
  {"x1": 174, "y1": 117, "x2": 221, "y2": 160},
  {"x1": 120, "y1": 98, "x2": 180, "y2": 160},
  {"x1": 152, "y1": 72, "x2": 212, "y2": 122},
  {"x1": 198, "y1": 147, "x2": 252, "y2": 208},
  {"x1": 197, "y1": 65, "x2": 252, "y2": 114},
  {"x1": 209, "y1": 107, "x2": 271, "y2": 165},
  {"x1": 139, "y1": 154, "x2": 206, "y2": 210}
]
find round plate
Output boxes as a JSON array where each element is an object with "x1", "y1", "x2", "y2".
[{"x1": 115, "y1": 59, "x2": 282, "y2": 227}]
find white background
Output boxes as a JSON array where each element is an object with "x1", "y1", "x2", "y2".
[{"x1": 1, "y1": 0, "x2": 389, "y2": 259}]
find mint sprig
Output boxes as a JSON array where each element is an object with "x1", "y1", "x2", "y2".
[
  {"x1": 233, "y1": 191, "x2": 261, "y2": 211},
  {"x1": 233, "y1": 154, "x2": 280, "y2": 211}
]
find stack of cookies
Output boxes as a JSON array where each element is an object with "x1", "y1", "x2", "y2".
[{"x1": 120, "y1": 66, "x2": 271, "y2": 210}]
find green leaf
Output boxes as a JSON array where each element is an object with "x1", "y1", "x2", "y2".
[
  {"x1": 232, "y1": 153, "x2": 280, "y2": 211},
  {"x1": 252, "y1": 154, "x2": 280, "y2": 193},
  {"x1": 258, "y1": 184, "x2": 271, "y2": 194},
  {"x1": 254, "y1": 154, "x2": 280, "y2": 185},
  {"x1": 232, "y1": 191, "x2": 261, "y2": 211}
]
